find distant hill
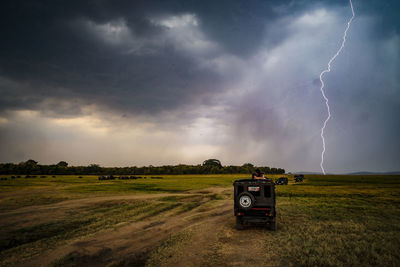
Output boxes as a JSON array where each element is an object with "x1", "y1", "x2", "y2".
[{"x1": 346, "y1": 171, "x2": 400, "y2": 175}]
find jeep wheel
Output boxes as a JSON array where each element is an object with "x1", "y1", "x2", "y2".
[
  {"x1": 236, "y1": 217, "x2": 244, "y2": 230},
  {"x1": 237, "y1": 192, "x2": 255, "y2": 210}
]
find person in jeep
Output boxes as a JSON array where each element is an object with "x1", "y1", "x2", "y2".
[{"x1": 252, "y1": 169, "x2": 265, "y2": 179}]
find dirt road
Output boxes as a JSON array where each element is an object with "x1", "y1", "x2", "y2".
[{"x1": 2, "y1": 187, "x2": 277, "y2": 266}]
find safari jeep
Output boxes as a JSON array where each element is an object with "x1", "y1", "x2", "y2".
[
  {"x1": 275, "y1": 177, "x2": 288, "y2": 185},
  {"x1": 233, "y1": 179, "x2": 277, "y2": 230}
]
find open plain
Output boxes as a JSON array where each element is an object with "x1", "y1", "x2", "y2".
[{"x1": 0, "y1": 174, "x2": 399, "y2": 266}]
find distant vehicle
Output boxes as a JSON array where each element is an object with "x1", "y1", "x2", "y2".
[
  {"x1": 294, "y1": 174, "x2": 304, "y2": 183},
  {"x1": 275, "y1": 177, "x2": 288, "y2": 185},
  {"x1": 233, "y1": 178, "x2": 276, "y2": 230}
]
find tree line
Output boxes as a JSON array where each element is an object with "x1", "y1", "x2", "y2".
[{"x1": 0, "y1": 159, "x2": 285, "y2": 175}]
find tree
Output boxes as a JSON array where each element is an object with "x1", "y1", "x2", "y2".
[
  {"x1": 24, "y1": 159, "x2": 38, "y2": 166},
  {"x1": 57, "y1": 161, "x2": 68, "y2": 167},
  {"x1": 241, "y1": 163, "x2": 255, "y2": 173},
  {"x1": 0, "y1": 160, "x2": 285, "y2": 175},
  {"x1": 202, "y1": 159, "x2": 222, "y2": 168},
  {"x1": 18, "y1": 159, "x2": 39, "y2": 174},
  {"x1": 87, "y1": 164, "x2": 101, "y2": 174}
]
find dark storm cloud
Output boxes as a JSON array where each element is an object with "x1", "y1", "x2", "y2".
[
  {"x1": 0, "y1": 0, "x2": 349, "y2": 116},
  {"x1": 0, "y1": 0, "x2": 223, "y2": 116},
  {"x1": 0, "y1": 0, "x2": 395, "y2": 118},
  {"x1": 0, "y1": 0, "x2": 399, "y2": 172}
]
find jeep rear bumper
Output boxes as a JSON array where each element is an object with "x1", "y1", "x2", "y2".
[{"x1": 239, "y1": 216, "x2": 275, "y2": 223}]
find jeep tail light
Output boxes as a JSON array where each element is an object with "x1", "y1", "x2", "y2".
[{"x1": 237, "y1": 212, "x2": 244, "y2": 216}]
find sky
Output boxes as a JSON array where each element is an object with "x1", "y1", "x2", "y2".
[{"x1": 0, "y1": 0, "x2": 399, "y2": 173}]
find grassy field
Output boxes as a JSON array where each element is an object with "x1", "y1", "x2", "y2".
[
  {"x1": 0, "y1": 174, "x2": 399, "y2": 266},
  {"x1": 0, "y1": 174, "x2": 241, "y2": 211}
]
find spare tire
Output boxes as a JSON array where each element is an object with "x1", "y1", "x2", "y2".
[{"x1": 237, "y1": 192, "x2": 255, "y2": 210}]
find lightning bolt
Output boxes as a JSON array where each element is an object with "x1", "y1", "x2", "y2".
[{"x1": 319, "y1": 0, "x2": 355, "y2": 174}]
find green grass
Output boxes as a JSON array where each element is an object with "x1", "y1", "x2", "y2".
[
  {"x1": 262, "y1": 194, "x2": 400, "y2": 266},
  {"x1": 1, "y1": 174, "x2": 399, "y2": 266},
  {"x1": 0, "y1": 194, "x2": 70, "y2": 212},
  {"x1": 0, "y1": 172, "x2": 236, "y2": 266},
  {"x1": 262, "y1": 175, "x2": 400, "y2": 265},
  {"x1": 64, "y1": 174, "x2": 243, "y2": 194},
  {"x1": 0, "y1": 174, "x2": 247, "y2": 195},
  {"x1": 0, "y1": 198, "x2": 183, "y2": 266},
  {"x1": 0, "y1": 174, "x2": 241, "y2": 212},
  {"x1": 0, "y1": 218, "x2": 95, "y2": 253},
  {"x1": 145, "y1": 174, "x2": 400, "y2": 266}
]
